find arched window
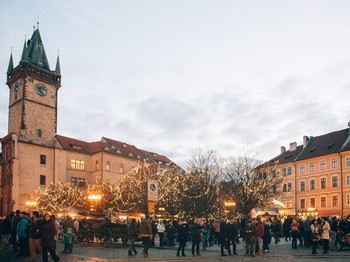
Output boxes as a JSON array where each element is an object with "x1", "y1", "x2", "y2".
[
  {"x1": 95, "y1": 160, "x2": 99, "y2": 171},
  {"x1": 119, "y1": 164, "x2": 124, "y2": 174},
  {"x1": 106, "y1": 161, "x2": 111, "y2": 171}
]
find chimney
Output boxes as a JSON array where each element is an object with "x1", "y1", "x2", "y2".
[
  {"x1": 303, "y1": 136, "x2": 309, "y2": 148},
  {"x1": 281, "y1": 146, "x2": 286, "y2": 154},
  {"x1": 290, "y1": 142, "x2": 297, "y2": 151}
]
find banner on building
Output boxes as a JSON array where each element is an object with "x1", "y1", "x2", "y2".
[{"x1": 147, "y1": 179, "x2": 158, "y2": 202}]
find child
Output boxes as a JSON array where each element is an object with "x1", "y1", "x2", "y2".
[{"x1": 62, "y1": 227, "x2": 73, "y2": 254}]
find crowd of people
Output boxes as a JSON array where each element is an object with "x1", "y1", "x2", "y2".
[
  {"x1": 1, "y1": 210, "x2": 350, "y2": 260},
  {"x1": 0, "y1": 210, "x2": 80, "y2": 262}
]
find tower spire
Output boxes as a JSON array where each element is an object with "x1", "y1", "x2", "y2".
[
  {"x1": 55, "y1": 49, "x2": 61, "y2": 76},
  {"x1": 20, "y1": 35, "x2": 28, "y2": 62},
  {"x1": 7, "y1": 48, "x2": 14, "y2": 75}
]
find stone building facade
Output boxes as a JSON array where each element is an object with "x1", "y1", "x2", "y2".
[{"x1": 0, "y1": 27, "x2": 173, "y2": 215}]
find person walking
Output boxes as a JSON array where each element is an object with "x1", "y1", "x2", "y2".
[
  {"x1": 157, "y1": 220, "x2": 166, "y2": 247},
  {"x1": 218, "y1": 217, "x2": 228, "y2": 256},
  {"x1": 262, "y1": 219, "x2": 271, "y2": 252},
  {"x1": 330, "y1": 216, "x2": 338, "y2": 250},
  {"x1": 17, "y1": 211, "x2": 30, "y2": 257},
  {"x1": 303, "y1": 216, "x2": 312, "y2": 247},
  {"x1": 321, "y1": 217, "x2": 330, "y2": 254},
  {"x1": 190, "y1": 219, "x2": 201, "y2": 256},
  {"x1": 29, "y1": 211, "x2": 42, "y2": 262},
  {"x1": 1, "y1": 215, "x2": 11, "y2": 249},
  {"x1": 226, "y1": 217, "x2": 238, "y2": 255},
  {"x1": 41, "y1": 213, "x2": 60, "y2": 262},
  {"x1": 271, "y1": 217, "x2": 281, "y2": 244},
  {"x1": 311, "y1": 219, "x2": 321, "y2": 255},
  {"x1": 10, "y1": 210, "x2": 21, "y2": 252},
  {"x1": 139, "y1": 215, "x2": 152, "y2": 257},
  {"x1": 244, "y1": 219, "x2": 256, "y2": 257},
  {"x1": 290, "y1": 219, "x2": 299, "y2": 249},
  {"x1": 254, "y1": 218, "x2": 264, "y2": 255},
  {"x1": 127, "y1": 218, "x2": 138, "y2": 256},
  {"x1": 176, "y1": 219, "x2": 188, "y2": 257},
  {"x1": 62, "y1": 227, "x2": 73, "y2": 254},
  {"x1": 283, "y1": 216, "x2": 292, "y2": 241}
]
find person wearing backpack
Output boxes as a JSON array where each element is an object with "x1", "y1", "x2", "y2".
[{"x1": 17, "y1": 211, "x2": 30, "y2": 257}]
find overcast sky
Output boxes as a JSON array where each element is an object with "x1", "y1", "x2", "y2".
[{"x1": 1, "y1": 0, "x2": 350, "y2": 167}]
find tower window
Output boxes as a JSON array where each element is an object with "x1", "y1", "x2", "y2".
[
  {"x1": 40, "y1": 155, "x2": 46, "y2": 165},
  {"x1": 40, "y1": 175, "x2": 46, "y2": 186},
  {"x1": 95, "y1": 161, "x2": 99, "y2": 171},
  {"x1": 37, "y1": 129, "x2": 42, "y2": 137}
]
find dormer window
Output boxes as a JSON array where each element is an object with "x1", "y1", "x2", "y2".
[
  {"x1": 129, "y1": 153, "x2": 133, "y2": 157},
  {"x1": 104, "y1": 147, "x2": 110, "y2": 151},
  {"x1": 72, "y1": 145, "x2": 82, "y2": 150},
  {"x1": 116, "y1": 150, "x2": 121, "y2": 154},
  {"x1": 137, "y1": 155, "x2": 141, "y2": 159},
  {"x1": 38, "y1": 39, "x2": 42, "y2": 46},
  {"x1": 111, "y1": 145, "x2": 116, "y2": 149},
  {"x1": 123, "y1": 144, "x2": 127, "y2": 147}
]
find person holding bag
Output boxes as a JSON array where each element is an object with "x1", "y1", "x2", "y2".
[
  {"x1": 321, "y1": 217, "x2": 330, "y2": 254},
  {"x1": 311, "y1": 219, "x2": 321, "y2": 255}
]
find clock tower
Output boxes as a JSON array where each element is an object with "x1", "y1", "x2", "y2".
[{"x1": 6, "y1": 27, "x2": 61, "y2": 146}]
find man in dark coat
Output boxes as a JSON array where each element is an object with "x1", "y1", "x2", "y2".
[
  {"x1": 11, "y1": 210, "x2": 21, "y2": 251},
  {"x1": 226, "y1": 217, "x2": 238, "y2": 255},
  {"x1": 176, "y1": 220, "x2": 189, "y2": 257},
  {"x1": 218, "y1": 217, "x2": 228, "y2": 256}
]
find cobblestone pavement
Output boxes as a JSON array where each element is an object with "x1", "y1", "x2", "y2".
[{"x1": 1, "y1": 238, "x2": 349, "y2": 262}]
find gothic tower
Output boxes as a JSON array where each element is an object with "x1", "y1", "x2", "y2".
[{"x1": 6, "y1": 27, "x2": 61, "y2": 146}]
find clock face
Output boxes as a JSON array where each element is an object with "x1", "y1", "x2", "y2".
[
  {"x1": 35, "y1": 83, "x2": 47, "y2": 96},
  {"x1": 14, "y1": 82, "x2": 19, "y2": 95}
]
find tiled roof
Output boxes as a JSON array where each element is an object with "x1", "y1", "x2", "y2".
[
  {"x1": 297, "y1": 128, "x2": 349, "y2": 161},
  {"x1": 55, "y1": 135, "x2": 172, "y2": 164},
  {"x1": 277, "y1": 145, "x2": 304, "y2": 164},
  {"x1": 266, "y1": 128, "x2": 350, "y2": 164},
  {"x1": 55, "y1": 135, "x2": 91, "y2": 154}
]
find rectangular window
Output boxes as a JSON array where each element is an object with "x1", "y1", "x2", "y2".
[
  {"x1": 287, "y1": 167, "x2": 292, "y2": 175},
  {"x1": 332, "y1": 196, "x2": 338, "y2": 207},
  {"x1": 300, "y1": 181, "x2": 305, "y2": 191},
  {"x1": 310, "y1": 179, "x2": 315, "y2": 190},
  {"x1": 71, "y1": 177, "x2": 86, "y2": 186},
  {"x1": 300, "y1": 165, "x2": 305, "y2": 174},
  {"x1": 310, "y1": 198, "x2": 315, "y2": 208},
  {"x1": 332, "y1": 176, "x2": 338, "y2": 187},
  {"x1": 300, "y1": 199, "x2": 305, "y2": 209},
  {"x1": 332, "y1": 158, "x2": 338, "y2": 168},
  {"x1": 287, "y1": 183, "x2": 292, "y2": 192},
  {"x1": 283, "y1": 184, "x2": 287, "y2": 192},
  {"x1": 282, "y1": 168, "x2": 286, "y2": 176},
  {"x1": 347, "y1": 176, "x2": 350, "y2": 186},
  {"x1": 321, "y1": 197, "x2": 326, "y2": 207},
  {"x1": 272, "y1": 185, "x2": 277, "y2": 193},
  {"x1": 40, "y1": 154, "x2": 46, "y2": 165},
  {"x1": 346, "y1": 157, "x2": 350, "y2": 168},
  {"x1": 40, "y1": 175, "x2": 46, "y2": 186},
  {"x1": 263, "y1": 172, "x2": 267, "y2": 180},
  {"x1": 320, "y1": 160, "x2": 326, "y2": 170},
  {"x1": 287, "y1": 200, "x2": 292, "y2": 208},
  {"x1": 310, "y1": 163, "x2": 315, "y2": 172},
  {"x1": 321, "y1": 178, "x2": 326, "y2": 189},
  {"x1": 71, "y1": 159, "x2": 85, "y2": 171},
  {"x1": 37, "y1": 129, "x2": 42, "y2": 137}
]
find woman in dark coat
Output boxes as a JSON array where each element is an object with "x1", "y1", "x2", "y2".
[{"x1": 41, "y1": 214, "x2": 60, "y2": 262}]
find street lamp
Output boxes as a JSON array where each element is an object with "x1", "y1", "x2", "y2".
[
  {"x1": 88, "y1": 194, "x2": 101, "y2": 213},
  {"x1": 25, "y1": 201, "x2": 37, "y2": 212},
  {"x1": 224, "y1": 201, "x2": 236, "y2": 207}
]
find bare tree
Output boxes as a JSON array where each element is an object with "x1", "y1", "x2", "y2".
[{"x1": 222, "y1": 153, "x2": 283, "y2": 217}]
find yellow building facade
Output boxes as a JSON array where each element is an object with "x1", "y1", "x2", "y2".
[{"x1": 273, "y1": 129, "x2": 350, "y2": 217}]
